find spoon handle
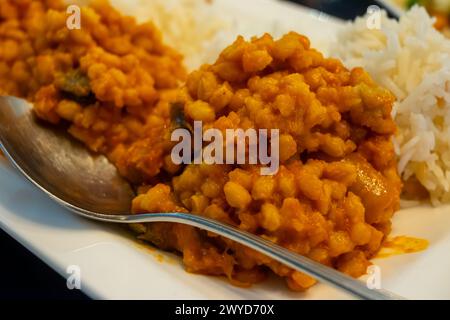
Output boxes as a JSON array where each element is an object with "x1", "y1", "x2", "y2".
[{"x1": 65, "y1": 207, "x2": 404, "y2": 300}]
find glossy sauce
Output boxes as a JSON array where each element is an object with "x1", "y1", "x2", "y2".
[{"x1": 376, "y1": 236, "x2": 429, "y2": 258}]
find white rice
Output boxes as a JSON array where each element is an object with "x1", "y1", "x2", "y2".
[
  {"x1": 68, "y1": 0, "x2": 235, "y2": 70},
  {"x1": 107, "y1": 0, "x2": 307, "y2": 70},
  {"x1": 334, "y1": 6, "x2": 450, "y2": 204},
  {"x1": 107, "y1": 0, "x2": 234, "y2": 70}
]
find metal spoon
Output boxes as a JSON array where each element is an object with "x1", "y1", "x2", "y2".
[{"x1": 0, "y1": 96, "x2": 403, "y2": 300}]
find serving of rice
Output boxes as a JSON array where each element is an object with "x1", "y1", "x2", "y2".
[
  {"x1": 107, "y1": 0, "x2": 234, "y2": 70},
  {"x1": 334, "y1": 6, "x2": 450, "y2": 205},
  {"x1": 67, "y1": 0, "x2": 235, "y2": 70}
]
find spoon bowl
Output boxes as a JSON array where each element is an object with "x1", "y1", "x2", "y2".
[{"x1": 0, "y1": 96, "x2": 135, "y2": 214}]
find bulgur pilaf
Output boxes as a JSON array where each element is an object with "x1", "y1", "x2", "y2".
[
  {"x1": 0, "y1": 0, "x2": 185, "y2": 183},
  {"x1": 0, "y1": 0, "x2": 402, "y2": 290},
  {"x1": 132, "y1": 33, "x2": 401, "y2": 289}
]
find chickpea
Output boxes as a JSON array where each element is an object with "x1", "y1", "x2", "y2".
[
  {"x1": 224, "y1": 181, "x2": 252, "y2": 209},
  {"x1": 185, "y1": 100, "x2": 216, "y2": 122}
]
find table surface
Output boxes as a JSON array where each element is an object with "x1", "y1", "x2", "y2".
[{"x1": 0, "y1": 0, "x2": 379, "y2": 300}]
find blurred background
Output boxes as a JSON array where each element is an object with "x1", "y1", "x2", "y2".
[{"x1": 288, "y1": 0, "x2": 380, "y2": 19}]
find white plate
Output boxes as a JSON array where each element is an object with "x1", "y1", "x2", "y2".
[{"x1": 1, "y1": 0, "x2": 450, "y2": 300}]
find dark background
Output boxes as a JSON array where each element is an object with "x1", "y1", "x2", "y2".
[{"x1": 0, "y1": 0, "x2": 379, "y2": 300}]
